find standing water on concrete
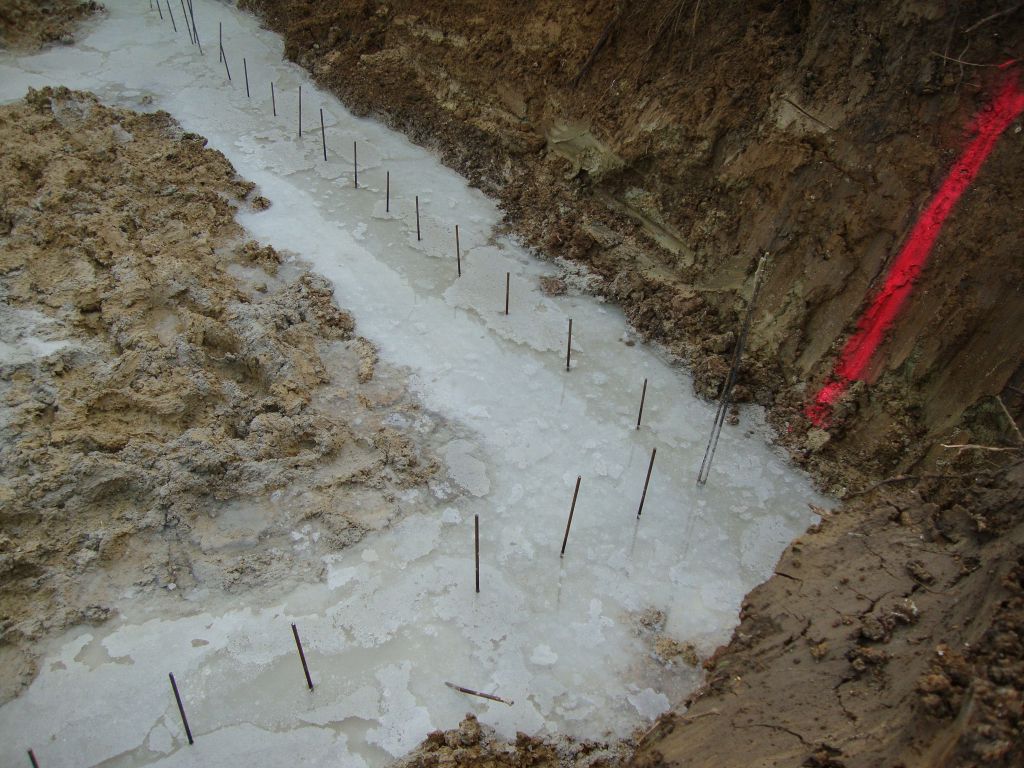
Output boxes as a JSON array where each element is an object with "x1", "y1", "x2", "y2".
[{"x1": 0, "y1": 1, "x2": 830, "y2": 765}]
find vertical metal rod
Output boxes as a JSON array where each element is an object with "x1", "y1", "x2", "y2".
[
  {"x1": 291, "y1": 623, "x2": 314, "y2": 691},
  {"x1": 320, "y1": 109, "x2": 327, "y2": 161},
  {"x1": 353, "y1": 141, "x2": 358, "y2": 187},
  {"x1": 636, "y1": 378, "x2": 648, "y2": 429},
  {"x1": 186, "y1": 0, "x2": 202, "y2": 54},
  {"x1": 220, "y1": 43, "x2": 231, "y2": 81},
  {"x1": 566, "y1": 319, "x2": 573, "y2": 371},
  {"x1": 455, "y1": 225, "x2": 461, "y2": 276},
  {"x1": 165, "y1": 1, "x2": 176, "y2": 32},
  {"x1": 386, "y1": 171, "x2": 390, "y2": 212},
  {"x1": 156, "y1": 0, "x2": 163, "y2": 19},
  {"x1": 180, "y1": 0, "x2": 193, "y2": 44},
  {"x1": 474, "y1": 514, "x2": 480, "y2": 593},
  {"x1": 271, "y1": 81, "x2": 276, "y2": 116},
  {"x1": 243, "y1": 58, "x2": 249, "y2": 97},
  {"x1": 505, "y1": 272, "x2": 510, "y2": 315},
  {"x1": 298, "y1": 85, "x2": 302, "y2": 137},
  {"x1": 415, "y1": 196, "x2": 421, "y2": 240},
  {"x1": 697, "y1": 254, "x2": 769, "y2": 486},
  {"x1": 560, "y1": 476, "x2": 582, "y2": 557},
  {"x1": 27, "y1": 749, "x2": 40, "y2": 768},
  {"x1": 636, "y1": 447, "x2": 657, "y2": 519},
  {"x1": 218, "y1": 21, "x2": 222, "y2": 62},
  {"x1": 168, "y1": 673, "x2": 194, "y2": 745}
]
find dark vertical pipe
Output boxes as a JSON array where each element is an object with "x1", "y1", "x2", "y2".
[
  {"x1": 180, "y1": 0, "x2": 193, "y2": 45},
  {"x1": 27, "y1": 750, "x2": 40, "y2": 768},
  {"x1": 186, "y1": 0, "x2": 202, "y2": 55},
  {"x1": 298, "y1": 85, "x2": 302, "y2": 137},
  {"x1": 320, "y1": 109, "x2": 327, "y2": 161},
  {"x1": 157, "y1": 0, "x2": 163, "y2": 19},
  {"x1": 218, "y1": 21, "x2": 222, "y2": 62},
  {"x1": 271, "y1": 82, "x2": 276, "y2": 116},
  {"x1": 505, "y1": 272, "x2": 510, "y2": 315},
  {"x1": 243, "y1": 58, "x2": 250, "y2": 97},
  {"x1": 168, "y1": 673, "x2": 194, "y2": 745},
  {"x1": 415, "y1": 196, "x2": 421, "y2": 241},
  {"x1": 455, "y1": 225, "x2": 461, "y2": 276},
  {"x1": 291, "y1": 623, "x2": 314, "y2": 691},
  {"x1": 386, "y1": 171, "x2": 390, "y2": 212},
  {"x1": 474, "y1": 514, "x2": 480, "y2": 593},
  {"x1": 636, "y1": 447, "x2": 657, "y2": 519},
  {"x1": 560, "y1": 476, "x2": 582, "y2": 557},
  {"x1": 636, "y1": 378, "x2": 648, "y2": 430},
  {"x1": 353, "y1": 141, "x2": 358, "y2": 187},
  {"x1": 566, "y1": 319, "x2": 573, "y2": 371},
  {"x1": 697, "y1": 254, "x2": 769, "y2": 486},
  {"x1": 165, "y1": 1, "x2": 176, "y2": 32}
]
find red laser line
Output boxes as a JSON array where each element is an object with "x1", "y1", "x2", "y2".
[{"x1": 807, "y1": 70, "x2": 1024, "y2": 427}]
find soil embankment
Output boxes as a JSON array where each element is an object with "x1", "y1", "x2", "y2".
[
  {"x1": 231, "y1": 1, "x2": 1024, "y2": 765},
  {"x1": 0, "y1": 87, "x2": 439, "y2": 701},
  {"x1": 0, "y1": 0, "x2": 101, "y2": 50}
]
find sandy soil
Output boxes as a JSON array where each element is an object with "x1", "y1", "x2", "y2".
[
  {"x1": 0, "y1": 0, "x2": 102, "y2": 50},
  {"x1": 232, "y1": 1, "x2": 1024, "y2": 765},
  {"x1": 0, "y1": 87, "x2": 442, "y2": 703},
  {"x1": 395, "y1": 714, "x2": 631, "y2": 768}
]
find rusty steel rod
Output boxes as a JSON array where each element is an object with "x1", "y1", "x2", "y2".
[
  {"x1": 636, "y1": 447, "x2": 657, "y2": 519},
  {"x1": 445, "y1": 681, "x2": 514, "y2": 706},
  {"x1": 220, "y1": 43, "x2": 231, "y2": 81},
  {"x1": 186, "y1": 0, "x2": 202, "y2": 54},
  {"x1": 636, "y1": 378, "x2": 648, "y2": 429},
  {"x1": 168, "y1": 673, "x2": 194, "y2": 745},
  {"x1": 565, "y1": 319, "x2": 573, "y2": 371},
  {"x1": 320, "y1": 109, "x2": 327, "y2": 161},
  {"x1": 179, "y1": 0, "x2": 193, "y2": 45},
  {"x1": 291, "y1": 623, "x2": 314, "y2": 691},
  {"x1": 560, "y1": 475, "x2": 582, "y2": 557}
]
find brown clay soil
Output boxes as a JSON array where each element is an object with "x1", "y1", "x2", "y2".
[
  {"x1": 0, "y1": 87, "x2": 443, "y2": 702},
  {"x1": 230, "y1": 1, "x2": 1024, "y2": 765},
  {"x1": 0, "y1": 0, "x2": 102, "y2": 50}
]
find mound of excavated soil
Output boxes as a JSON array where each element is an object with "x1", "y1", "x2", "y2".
[
  {"x1": 0, "y1": 0, "x2": 101, "y2": 50},
  {"x1": 0, "y1": 87, "x2": 440, "y2": 702}
]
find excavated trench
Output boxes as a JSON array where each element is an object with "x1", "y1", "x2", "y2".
[{"x1": 1, "y1": 1, "x2": 1023, "y2": 767}]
